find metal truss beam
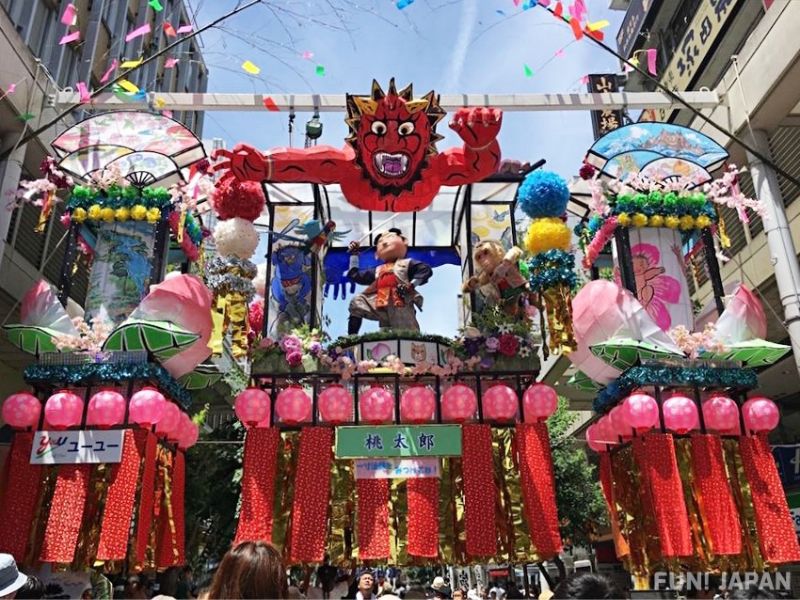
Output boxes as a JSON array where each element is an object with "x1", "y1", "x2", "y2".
[{"x1": 55, "y1": 90, "x2": 721, "y2": 112}]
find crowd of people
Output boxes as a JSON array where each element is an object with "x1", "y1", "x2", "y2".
[{"x1": 0, "y1": 549, "x2": 793, "y2": 600}]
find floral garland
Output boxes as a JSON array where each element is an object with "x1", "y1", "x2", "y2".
[
  {"x1": 52, "y1": 317, "x2": 113, "y2": 354},
  {"x1": 592, "y1": 364, "x2": 758, "y2": 414},
  {"x1": 206, "y1": 256, "x2": 257, "y2": 302},
  {"x1": 668, "y1": 323, "x2": 727, "y2": 359},
  {"x1": 580, "y1": 216, "x2": 617, "y2": 268},
  {"x1": 67, "y1": 185, "x2": 171, "y2": 224},
  {"x1": 527, "y1": 250, "x2": 577, "y2": 293},
  {"x1": 168, "y1": 211, "x2": 205, "y2": 261}
]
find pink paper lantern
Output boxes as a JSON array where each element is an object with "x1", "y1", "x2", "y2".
[
  {"x1": 275, "y1": 385, "x2": 312, "y2": 425},
  {"x1": 400, "y1": 385, "x2": 436, "y2": 423},
  {"x1": 586, "y1": 423, "x2": 607, "y2": 453},
  {"x1": 177, "y1": 413, "x2": 199, "y2": 449},
  {"x1": 45, "y1": 390, "x2": 84, "y2": 430},
  {"x1": 609, "y1": 404, "x2": 633, "y2": 439},
  {"x1": 597, "y1": 415, "x2": 618, "y2": 446},
  {"x1": 662, "y1": 394, "x2": 699, "y2": 434},
  {"x1": 702, "y1": 395, "x2": 739, "y2": 433},
  {"x1": 483, "y1": 384, "x2": 518, "y2": 422},
  {"x1": 156, "y1": 402, "x2": 181, "y2": 439},
  {"x1": 442, "y1": 384, "x2": 477, "y2": 422},
  {"x1": 360, "y1": 386, "x2": 394, "y2": 424},
  {"x1": 622, "y1": 392, "x2": 659, "y2": 433},
  {"x1": 744, "y1": 396, "x2": 780, "y2": 433},
  {"x1": 522, "y1": 383, "x2": 558, "y2": 423},
  {"x1": 234, "y1": 388, "x2": 270, "y2": 427},
  {"x1": 1, "y1": 392, "x2": 41, "y2": 430},
  {"x1": 318, "y1": 384, "x2": 353, "y2": 424},
  {"x1": 86, "y1": 389, "x2": 125, "y2": 428},
  {"x1": 129, "y1": 387, "x2": 167, "y2": 427}
]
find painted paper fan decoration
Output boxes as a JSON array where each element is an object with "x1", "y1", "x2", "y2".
[
  {"x1": 585, "y1": 122, "x2": 729, "y2": 186},
  {"x1": 52, "y1": 110, "x2": 205, "y2": 186}
]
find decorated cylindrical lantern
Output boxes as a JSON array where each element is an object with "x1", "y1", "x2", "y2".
[
  {"x1": 1, "y1": 392, "x2": 41, "y2": 430},
  {"x1": 400, "y1": 385, "x2": 436, "y2": 423},
  {"x1": 275, "y1": 385, "x2": 312, "y2": 425},
  {"x1": 234, "y1": 388, "x2": 271, "y2": 427},
  {"x1": 662, "y1": 394, "x2": 699, "y2": 434},
  {"x1": 44, "y1": 390, "x2": 84, "y2": 430},
  {"x1": 156, "y1": 402, "x2": 181, "y2": 439},
  {"x1": 442, "y1": 384, "x2": 477, "y2": 422},
  {"x1": 86, "y1": 389, "x2": 126, "y2": 428},
  {"x1": 622, "y1": 392, "x2": 659, "y2": 433},
  {"x1": 522, "y1": 383, "x2": 558, "y2": 422},
  {"x1": 360, "y1": 386, "x2": 394, "y2": 424},
  {"x1": 744, "y1": 396, "x2": 779, "y2": 433},
  {"x1": 482, "y1": 384, "x2": 518, "y2": 422},
  {"x1": 702, "y1": 395, "x2": 739, "y2": 433},
  {"x1": 318, "y1": 384, "x2": 353, "y2": 424},
  {"x1": 129, "y1": 387, "x2": 167, "y2": 427}
]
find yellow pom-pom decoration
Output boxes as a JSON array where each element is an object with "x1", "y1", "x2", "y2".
[
  {"x1": 100, "y1": 207, "x2": 115, "y2": 223},
  {"x1": 71, "y1": 207, "x2": 87, "y2": 223},
  {"x1": 616, "y1": 212, "x2": 631, "y2": 227},
  {"x1": 695, "y1": 214, "x2": 711, "y2": 229},
  {"x1": 649, "y1": 214, "x2": 664, "y2": 228},
  {"x1": 632, "y1": 213, "x2": 648, "y2": 227},
  {"x1": 679, "y1": 215, "x2": 695, "y2": 230},
  {"x1": 131, "y1": 205, "x2": 147, "y2": 221},
  {"x1": 665, "y1": 215, "x2": 680, "y2": 229},
  {"x1": 524, "y1": 217, "x2": 571, "y2": 254},
  {"x1": 115, "y1": 207, "x2": 130, "y2": 222},
  {"x1": 146, "y1": 207, "x2": 161, "y2": 223},
  {"x1": 87, "y1": 204, "x2": 102, "y2": 221}
]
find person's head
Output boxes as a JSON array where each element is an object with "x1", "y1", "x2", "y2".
[
  {"x1": 80, "y1": 587, "x2": 93, "y2": 600},
  {"x1": 552, "y1": 573, "x2": 622, "y2": 600},
  {"x1": 374, "y1": 229, "x2": 408, "y2": 262},
  {"x1": 11, "y1": 576, "x2": 43, "y2": 600},
  {"x1": 0, "y1": 555, "x2": 28, "y2": 600},
  {"x1": 323, "y1": 554, "x2": 330, "y2": 566},
  {"x1": 181, "y1": 565, "x2": 193, "y2": 581},
  {"x1": 490, "y1": 592, "x2": 497, "y2": 600},
  {"x1": 454, "y1": 590, "x2": 465, "y2": 600},
  {"x1": 359, "y1": 571, "x2": 375, "y2": 596},
  {"x1": 207, "y1": 541, "x2": 287, "y2": 599},
  {"x1": 728, "y1": 586, "x2": 781, "y2": 600}
]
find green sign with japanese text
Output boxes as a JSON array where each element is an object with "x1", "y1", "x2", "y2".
[{"x1": 335, "y1": 425, "x2": 462, "y2": 458}]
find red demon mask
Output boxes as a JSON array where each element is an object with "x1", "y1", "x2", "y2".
[{"x1": 345, "y1": 79, "x2": 446, "y2": 195}]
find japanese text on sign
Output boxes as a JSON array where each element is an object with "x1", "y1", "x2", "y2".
[
  {"x1": 588, "y1": 74, "x2": 623, "y2": 140},
  {"x1": 30, "y1": 430, "x2": 125, "y2": 464},
  {"x1": 354, "y1": 458, "x2": 441, "y2": 479},
  {"x1": 335, "y1": 425, "x2": 461, "y2": 458}
]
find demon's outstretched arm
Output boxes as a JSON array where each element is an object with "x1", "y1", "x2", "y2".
[
  {"x1": 212, "y1": 143, "x2": 354, "y2": 185},
  {"x1": 437, "y1": 107, "x2": 502, "y2": 185}
]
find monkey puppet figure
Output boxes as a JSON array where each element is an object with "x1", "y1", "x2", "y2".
[
  {"x1": 347, "y1": 228, "x2": 432, "y2": 334},
  {"x1": 463, "y1": 240, "x2": 529, "y2": 316}
]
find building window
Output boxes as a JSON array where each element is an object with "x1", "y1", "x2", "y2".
[{"x1": 28, "y1": 0, "x2": 56, "y2": 60}]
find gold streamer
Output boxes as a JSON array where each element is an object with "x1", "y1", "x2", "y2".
[
  {"x1": 27, "y1": 465, "x2": 59, "y2": 565},
  {"x1": 674, "y1": 438, "x2": 711, "y2": 571},
  {"x1": 438, "y1": 458, "x2": 456, "y2": 564},
  {"x1": 506, "y1": 430, "x2": 535, "y2": 562},
  {"x1": 722, "y1": 438, "x2": 765, "y2": 571},
  {"x1": 716, "y1": 207, "x2": 731, "y2": 249},
  {"x1": 34, "y1": 189, "x2": 55, "y2": 233},
  {"x1": 272, "y1": 431, "x2": 300, "y2": 557},
  {"x1": 222, "y1": 291, "x2": 250, "y2": 359},
  {"x1": 542, "y1": 285, "x2": 577, "y2": 355},
  {"x1": 72, "y1": 464, "x2": 110, "y2": 569},
  {"x1": 389, "y1": 477, "x2": 408, "y2": 566},
  {"x1": 328, "y1": 459, "x2": 355, "y2": 567},
  {"x1": 451, "y1": 457, "x2": 466, "y2": 565}
]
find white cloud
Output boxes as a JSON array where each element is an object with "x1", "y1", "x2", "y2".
[{"x1": 441, "y1": 0, "x2": 478, "y2": 92}]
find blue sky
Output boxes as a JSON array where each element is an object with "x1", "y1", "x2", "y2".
[{"x1": 193, "y1": 0, "x2": 625, "y2": 337}]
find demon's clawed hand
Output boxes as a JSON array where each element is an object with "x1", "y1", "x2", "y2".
[
  {"x1": 449, "y1": 107, "x2": 502, "y2": 150},
  {"x1": 212, "y1": 143, "x2": 269, "y2": 184}
]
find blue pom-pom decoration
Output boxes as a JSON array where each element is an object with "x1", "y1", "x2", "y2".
[{"x1": 518, "y1": 170, "x2": 570, "y2": 218}]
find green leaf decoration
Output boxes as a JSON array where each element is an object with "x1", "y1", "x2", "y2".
[
  {"x1": 590, "y1": 337, "x2": 682, "y2": 370},
  {"x1": 179, "y1": 366, "x2": 223, "y2": 390},
  {"x1": 3, "y1": 325, "x2": 61, "y2": 355},
  {"x1": 103, "y1": 319, "x2": 199, "y2": 361},
  {"x1": 702, "y1": 339, "x2": 791, "y2": 368},
  {"x1": 568, "y1": 370, "x2": 601, "y2": 392}
]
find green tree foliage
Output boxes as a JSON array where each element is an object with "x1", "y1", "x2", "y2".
[
  {"x1": 184, "y1": 409, "x2": 244, "y2": 572},
  {"x1": 548, "y1": 397, "x2": 607, "y2": 547}
]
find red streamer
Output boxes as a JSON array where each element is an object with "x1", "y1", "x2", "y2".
[
  {"x1": 407, "y1": 477, "x2": 439, "y2": 558},
  {"x1": 598, "y1": 453, "x2": 629, "y2": 559},
  {"x1": 289, "y1": 427, "x2": 333, "y2": 563},
  {"x1": 134, "y1": 430, "x2": 158, "y2": 564},
  {"x1": 235, "y1": 428, "x2": 280, "y2": 544},
  {"x1": 689, "y1": 434, "x2": 742, "y2": 555},
  {"x1": 157, "y1": 451, "x2": 179, "y2": 569},
  {"x1": 356, "y1": 478, "x2": 390, "y2": 559},
  {"x1": 0, "y1": 432, "x2": 42, "y2": 559},
  {"x1": 516, "y1": 423, "x2": 563, "y2": 559},
  {"x1": 632, "y1": 433, "x2": 692, "y2": 557},
  {"x1": 740, "y1": 434, "x2": 800, "y2": 563},
  {"x1": 462, "y1": 424, "x2": 496, "y2": 557},
  {"x1": 40, "y1": 464, "x2": 92, "y2": 563}
]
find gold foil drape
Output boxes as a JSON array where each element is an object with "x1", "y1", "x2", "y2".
[{"x1": 542, "y1": 285, "x2": 576, "y2": 355}]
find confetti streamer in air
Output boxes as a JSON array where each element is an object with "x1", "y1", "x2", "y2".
[
  {"x1": 59, "y1": 30, "x2": 80, "y2": 45},
  {"x1": 555, "y1": 48, "x2": 565, "y2": 57},
  {"x1": 262, "y1": 97, "x2": 280, "y2": 111},
  {"x1": 176, "y1": 24, "x2": 193, "y2": 34},
  {"x1": 4, "y1": 83, "x2": 16, "y2": 96},
  {"x1": 117, "y1": 79, "x2": 140, "y2": 94},
  {"x1": 396, "y1": 0, "x2": 414, "y2": 9},
  {"x1": 523, "y1": 64, "x2": 533, "y2": 77},
  {"x1": 19, "y1": 113, "x2": 35, "y2": 122},
  {"x1": 125, "y1": 23, "x2": 151, "y2": 42},
  {"x1": 154, "y1": 97, "x2": 166, "y2": 109},
  {"x1": 164, "y1": 57, "x2": 178, "y2": 69},
  {"x1": 241, "y1": 60, "x2": 261, "y2": 75},
  {"x1": 587, "y1": 19, "x2": 609, "y2": 31},
  {"x1": 646, "y1": 48, "x2": 658, "y2": 75},
  {"x1": 76, "y1": 82, "x2": 91, "y2": 103},
  {"x1": 149, "y1": 0, "x2": 163, "y2": 10},
  {"x1": 163, "y1": 22, "x2": 177, "y2": 37},
  {"x1": 121, "y1": 58, "x2": 144, "y2": 69},
  {"x1": 496, "y1": 9, "x2": 505, "y2": 16},
  {"x1": 315, "y1": 65, "x2": 326, "y2": 77},
  {"x1": 301, "y1": 51, "x2": 314, "y2": 60},
  {"x1": 61, "y1": 4, "x2": 77, "y2": 25},
  {"x1": 580, "y1": 74, "x2": 589, "y2": 85},
  {"x1": 100, "y1": 59, "x2": 118, "y2": 83}
]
